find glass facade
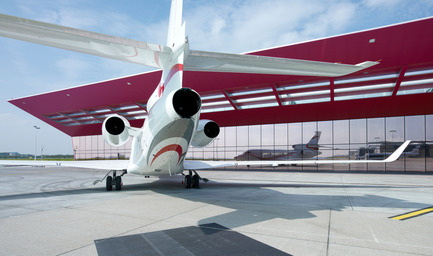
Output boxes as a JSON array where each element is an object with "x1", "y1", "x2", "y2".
[{"x1": 72, "y1": 114, "x2": 433, "y2": 172}]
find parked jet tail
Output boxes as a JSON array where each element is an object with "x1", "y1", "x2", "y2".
[{"x1": 307, "y1": 131, "x2": 321, "y2": 148}]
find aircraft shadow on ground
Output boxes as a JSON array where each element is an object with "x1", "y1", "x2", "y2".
[
  {"x1": 93, "y1": 178, "x2": 430, "y2": 256},
  {"x1": 79, "y1": 177, "x2": 426, "y2": 230},
  {"x1": 144, "y1": 177, "x2": 431, "y2": 228},
  {"x1": 1, "y1": 174, "x2": 429, "y2": 255},
  {"x1": 94, "y1": 223, "x2": 292, "y2": 256}
]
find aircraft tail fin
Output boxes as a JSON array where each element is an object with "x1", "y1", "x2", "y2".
[
  {"x1": 167, "y1": 0, "x2": 185, "y2": 47},
  {"x1": 307, "y1": 131, "x2": 321, "y2": 149}
]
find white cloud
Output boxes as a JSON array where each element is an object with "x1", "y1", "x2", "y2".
[
  {"x1": 11, "y1": 0, "x2": 361, "y2": 54},
  {"x1": 301, "y1": 2, "x2": 357, "y2": 38},
  {"x1": 360, "y1": 0, "x2": 433, "y2": 21},
  {"x1": 17, "y1": 2, "x2": 159, "y2": 41},
  {"x1": 363, "y1": 0, "x2": 404, "y2": 7},
  {"x1": 55, "y1": 56, "x2": 93, "y2": 81},
  {"x1": 184, "y1": 0, "x2": 360, "y2": 53}
]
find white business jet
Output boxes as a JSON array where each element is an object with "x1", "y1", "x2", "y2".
[
  {"x1": 0, "y1": 0, "x2": 410, "y2": 190},
  {"x1": 235, "y1": 131, "x2": 322, "y2": 161}
]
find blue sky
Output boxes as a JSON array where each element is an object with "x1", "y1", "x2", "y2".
[{"x1": 1, "y1": 0, "x2": 433, "y2": 155}]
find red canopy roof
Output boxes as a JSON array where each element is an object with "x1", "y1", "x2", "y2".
[{"x1": 10, "y1": 17, "x2": 433, "y2": 136}]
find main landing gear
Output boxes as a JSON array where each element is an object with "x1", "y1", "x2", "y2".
[
  {"x1": 107, "y1": 170, "x2": 127, "y2": 191},
  {"x1": 183, "y1": 170, "x2": 208, "y2": 189},
  {"x1": 93, "y1": 170, "x2": 127, "y2": 191}
]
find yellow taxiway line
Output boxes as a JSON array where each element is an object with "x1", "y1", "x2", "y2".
[{"x1": 390, "y1": 207, "x2": 433, "y2": 220}]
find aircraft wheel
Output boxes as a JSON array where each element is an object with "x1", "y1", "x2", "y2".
[
  {"x1": 192, "y1": 174, "x2": 200, "y2": 189},
  {"x1": 106, "y1": 176, "x2": 113, "y2": 191},
  {"x1": 184, "y1": 175, "x2": 192, "y2": 189},
  {"x1": 115, "y1": 176, "x2": 122, "y2": 191}
]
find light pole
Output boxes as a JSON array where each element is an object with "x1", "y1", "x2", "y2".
[
  {"x1": 389, "y1": 129, "x2": 396, "y2": 142},
  {"x1": 33, "y1": 126, "x2": 40, "y2": 161}
]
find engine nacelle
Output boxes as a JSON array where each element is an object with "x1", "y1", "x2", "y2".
[
  {"x1": 171, "y1": 88, "x2": 201, "y2": 118},
  {"x1": 292, "y1": 144, "x2": 304, "y2": 151},
  {"x1": 102, "y1": 115, "x2": 131, "y2": 147},
  {"x1": 191, "y1": 120, "x2": 220, "y2": 148}
]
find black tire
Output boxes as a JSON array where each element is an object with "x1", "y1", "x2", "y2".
[
  {"x1": 115, "y1": 176, "x2": 122, "y2": 191},
  {"x1": 106, "y1": 176, "x2": 113, "y2": 191},
  {"x1": 192, "y1": 174, "x2": 200, "y2": 189},
  {"x1": 184, "y1": 175, "x2": 192, "y2": 189}
]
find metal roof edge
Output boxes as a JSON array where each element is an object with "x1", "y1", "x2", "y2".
[{"x1": 8, "y1": 69, "x2": 161, "y2": 102}]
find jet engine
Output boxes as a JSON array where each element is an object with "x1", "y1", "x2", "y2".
[
  {"x1": 191, "y1": 120, "x2": 220, "y2": 148},
  {"x1": 171, "y1": 88, "x2": 201, "y2": 118},
  {"x1": 102, "y1": 115, "x2": 131, "y2": 147}
]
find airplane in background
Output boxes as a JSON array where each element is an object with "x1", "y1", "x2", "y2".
[
  {"x1": 235, "y1": 131, "x2": 322, "y2": 161},
  {"x1": 357, "y1": 144, "x2": 421, "y2": 160},
  {"x1": 0, "y1": 0, "x2": 410, "y2": 191}
]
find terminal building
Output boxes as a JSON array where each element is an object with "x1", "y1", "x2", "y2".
[{"x1": 11, "y1": 17, "x2": 433, "y2": 172}]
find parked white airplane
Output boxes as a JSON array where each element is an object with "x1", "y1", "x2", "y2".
[
  {"x1": 0, "y1": 0, "x2": 410, "y2": 190},
  {"x1": 235, "y1": 131, "x2": 322, "y2": 161},
  {"x1": 357, "y1": 144, "x2": 420, "y2": 160}
]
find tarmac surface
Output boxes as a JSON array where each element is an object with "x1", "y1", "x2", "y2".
[{"x1": 0, "y1": 166, "x2": 433, "y2": 255}]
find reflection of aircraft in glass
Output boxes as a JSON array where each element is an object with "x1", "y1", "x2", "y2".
[
  {"x1": 357, "y1": 144, "x2": 420, "y2": 160},
  {"x1": 235, "y1": 131, "x2": 321, "y2": 161},
  {"x1": 404, "y1": 146, "x2": 421, "y2": 157}
]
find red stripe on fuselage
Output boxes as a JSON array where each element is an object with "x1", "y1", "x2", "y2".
[
  {"x1": 150, "y1": 144, "x2": 183, "y2": 166},
  {"x1": 166, "y1": 63, "x2": 183, "y2": 84},
  {"x1": 157, "y1": 64, "x2": 184, "y2": 97}
]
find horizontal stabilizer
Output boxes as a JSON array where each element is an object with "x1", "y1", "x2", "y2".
[
  {"x1": 185, "y1": 50, "x2": 378, "y2": 77},
  {"x1": 1, "y1": 141, "x2": 410, "y2": 173},
  {"x1": 0, "y1": 13, "x2": 171, "y2": 68},
  {"x1": 0, "y1": 13, "x2": 378, "y2": 77}
]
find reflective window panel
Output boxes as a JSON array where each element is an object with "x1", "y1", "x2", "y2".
[{"x1": 72, "y1": 114, "x2": 433, "y2": 172}]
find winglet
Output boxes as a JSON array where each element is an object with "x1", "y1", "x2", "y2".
[
  {"x1": 384, "y1": 140, "x2": 411, "y2": 162},
  {"x1": 355, "y1": 61, "x2": 380, "y2": 69}
]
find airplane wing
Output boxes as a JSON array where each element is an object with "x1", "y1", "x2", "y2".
[
  {"x1": 184, "y1": 140, "x2": 411, "y2": 170},
  {"x1": 1, "y1": 141, "x2": 410, "y2": 172},
  {"x1": 0, "y1": 13, "x2": 171, "y2": 68},
  {"x1": 184, "y1": 50, "x2": 378, "y2": 77},
  {"x1": 0, "y1": 13, "x2": 378, "y2": 77},
  {"x1": 0, "y1": 159, "x2": 129, "y2": 170}
]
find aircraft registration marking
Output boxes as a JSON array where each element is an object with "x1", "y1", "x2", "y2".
[{"x1": 390, "y1": 206, "x2": 433, "y2": 220}]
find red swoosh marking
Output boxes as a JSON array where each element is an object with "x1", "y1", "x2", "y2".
[
  {"x1": 151, "y1": 144, "x2": 183, "y2": 166},
  {"x1": 166, "y1": 63, "x2": 183, "y2": 84},
  {"x1": 157, "y1": 64, "x2": 183, "y2": 97},
  {"x1": 307, "y1": 145, "x2": 319, "y2": 150}
]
